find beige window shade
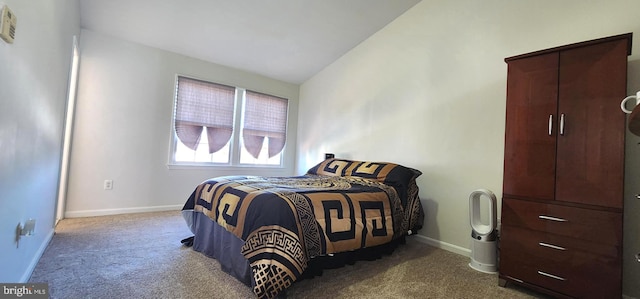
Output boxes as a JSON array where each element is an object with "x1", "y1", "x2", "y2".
[
  {"x1": 175, "y1": 76, "x2": 235, "y2": 153},
  {"x1": 243, "y1": 91, "x2": 288, "y2": 159}
]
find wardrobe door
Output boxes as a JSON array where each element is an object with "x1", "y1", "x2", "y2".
[
  {"x1": 503, "y1": 52, "x2": 558, "y2": 200},
  {"x1": 555, "y1": 39, "x2": 628, "y2": 208}
]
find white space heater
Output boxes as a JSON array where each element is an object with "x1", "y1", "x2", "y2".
[{"x1": 468, "y1": 189, "x2": 498, "y2": 274}]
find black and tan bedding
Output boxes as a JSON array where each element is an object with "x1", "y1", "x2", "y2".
[{"x1": 181, "y1": 158, "x2": 424, "y2": 298}]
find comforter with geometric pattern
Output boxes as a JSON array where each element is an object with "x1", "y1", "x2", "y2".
[{"x1": 182, "y1": 159, "x2": 424, "y2": 298}]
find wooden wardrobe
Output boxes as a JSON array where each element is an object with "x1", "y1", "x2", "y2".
[{"x1": 499, "y1": 33, "x2": 633, "y2": 298}]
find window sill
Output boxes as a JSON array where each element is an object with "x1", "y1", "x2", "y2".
[{"x1": 166, "y1": 163, "x2": 286, "y2": 171}]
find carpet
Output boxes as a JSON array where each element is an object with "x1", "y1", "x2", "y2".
[{"x1": 29, "y1": 211, "x2": 545, "y2": 298}]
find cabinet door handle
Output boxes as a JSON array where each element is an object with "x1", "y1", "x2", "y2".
[
  {"x1": 548, "y1": 114, "x2": 553, "y2": 136},
  {"x1": 539, "y1": 242, "x2": 566, "y2": 251},
  {"x1": 538, "y1": 215, "x2": 568, "y2": 222},
  {"x1": 560, "y1": 113, "x2": 565, "y2": 136},
  {"x1": 538, "y1": 270, "x2": 566, "y2": 281}
]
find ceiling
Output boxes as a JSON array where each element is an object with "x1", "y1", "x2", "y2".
[{"x1": 80, "y1": 0, "x2": 421, "y2": 84}]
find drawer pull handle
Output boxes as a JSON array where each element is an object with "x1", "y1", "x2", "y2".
[
  {"x1": 560, "y1": 113, "x2": 565, "y2": 136},
  {"x1": 538, "y1": 215, "x2": 568, "y2": 222},
  {"x1": 538, "y1": 242, "x2": 566, "y2": 251},
  {"x1": 537, "y1": 271, "x2": 566, "y2": 281}
]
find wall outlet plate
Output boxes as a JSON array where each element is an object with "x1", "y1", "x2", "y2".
[
  {"x1": 23, "y1": 219, "x2": 35, "y2": 236},
  {"x1": 15, "y1": 219, "x2": 36, "y2": 248},
  {"x1": 104, "y1": 180, "x2": 113, "y2": 190}
]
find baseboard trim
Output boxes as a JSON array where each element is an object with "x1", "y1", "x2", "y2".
[
  {"x1": 20, "y1": 229, "x2": 54, "y2": 283},
  {"x1": 65, "y1": 205, "x2": 183, "y2": 218},
  {"x1": 412, "y1": 234, "x2": 471, "y2": 257}
]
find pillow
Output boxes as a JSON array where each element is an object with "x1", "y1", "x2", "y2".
[{"x1": 307, "y1": 158, "x2": 421, "y2": 207}]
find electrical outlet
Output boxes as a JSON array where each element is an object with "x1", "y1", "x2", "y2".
[
  {"x1": 15, "y1": 219, "x2": 36, "y2": 248},
  {"x1": 104, "y1": 180, "x2": 113, "y2": 190},
  {"x1": 23, "y1": 219, "x2": 35, "y2": 236}
]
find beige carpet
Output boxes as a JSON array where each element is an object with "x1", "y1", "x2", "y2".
[{"x1": 29, "y1": 211, "x2": 546, "y2": 299}]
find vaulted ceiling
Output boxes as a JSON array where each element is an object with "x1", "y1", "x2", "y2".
[{"x1": 80, "y1": 0, "x2": 421, "y2": 84}]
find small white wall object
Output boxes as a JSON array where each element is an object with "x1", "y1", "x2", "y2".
[
  {"x1": 620, "y1": 91, "x2": 640, "y2": 114},
  {"x1": 0, "y1": 5, "x2": 17, "y2": 43}
]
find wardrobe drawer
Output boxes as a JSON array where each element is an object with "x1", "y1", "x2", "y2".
[
  {"x1": 500, "y1": 226, "x2": 621, "y2": 298},
  {"x1": 500, "y1": 225, "x2": 621, "y2": 261},
  {"x1": 501, "y1": 198, "x2": 622, "y2": 245}
]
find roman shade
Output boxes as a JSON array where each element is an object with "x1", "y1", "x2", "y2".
[
  {"x1": 243, "y1": 91, "x2": 288, "y2": 158},
  {"x1": 175, "y1": 76, "x2": 235, "y2": 153}
]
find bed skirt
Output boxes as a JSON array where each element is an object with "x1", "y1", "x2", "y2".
[
  {"x1": 184, "y1": 210, "x2": 406, "y2": 294},
  {"x1": 190, "y1": 211, "x2": 255, "y2": 287}
]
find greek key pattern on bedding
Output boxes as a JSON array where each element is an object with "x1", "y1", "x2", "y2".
[
  {"x1": 251, "y1": 260, "x2": 294, "y2": 299},
  {"x1": 272, "y1": 190, "x2": 323, "y2": 258},
  {"x1": 183, "y1": 162, "x2": 424, "y2": 299},
  {"x1": 308, "y1": 158, "x2": 424, "y2": 232},
  {"x1": 241, "y1": 226, "x2": 303, "y2": 298}
]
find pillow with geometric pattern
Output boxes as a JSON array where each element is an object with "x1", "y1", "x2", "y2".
[{"x1": 307, "y1": 158, "x2": 421, "y2": 207}]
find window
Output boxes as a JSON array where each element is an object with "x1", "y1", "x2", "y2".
[{"x1": 170, "y1": 76, "x2": 288, "y2": 166}]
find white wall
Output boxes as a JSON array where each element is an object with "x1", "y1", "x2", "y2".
[
  {"x1": 64, "y1": 29, "x2": 299, "y2": 217},
  {"x1": 0, "y1": 0, "x2": 80, "y2": 282},
  {"x1": 296, "y1": 0, "x2": 640, "y2": 297}
]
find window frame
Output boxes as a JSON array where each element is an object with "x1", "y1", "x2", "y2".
[{"x1": 167, "y1": 75, "x2": 289, "y2": 169}]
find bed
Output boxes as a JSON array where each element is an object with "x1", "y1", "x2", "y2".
[{"x1": 181, "y1": 158, "x2": 424, "y2": 298}]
